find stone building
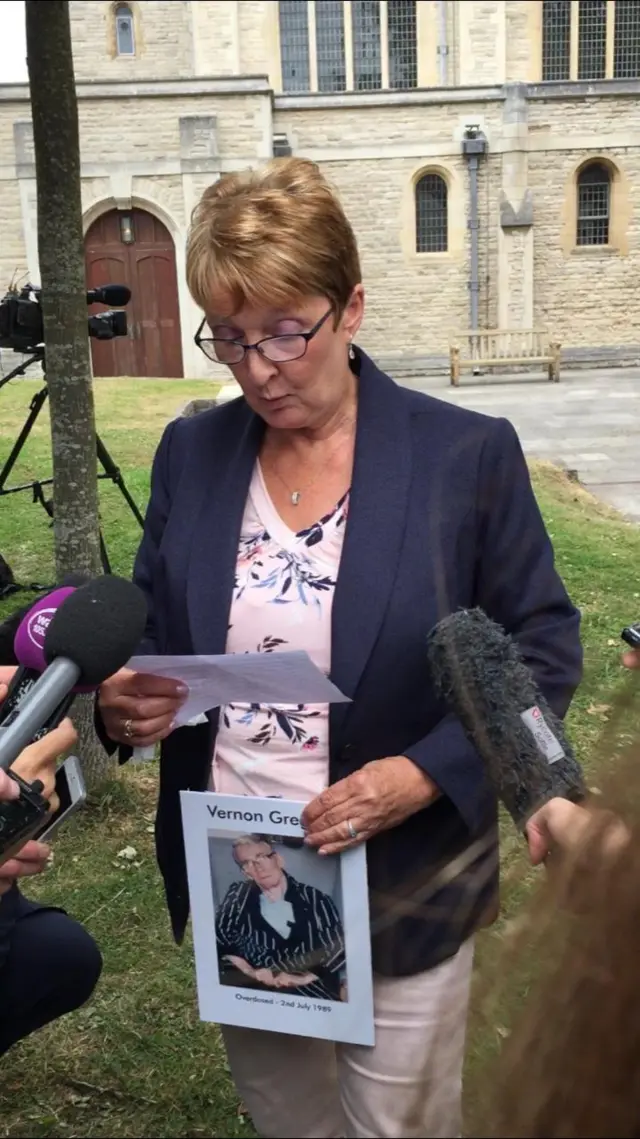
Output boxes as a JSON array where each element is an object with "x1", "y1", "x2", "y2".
[{"x1": 1, "y1": 0, "x2": 639, "y2": 379}]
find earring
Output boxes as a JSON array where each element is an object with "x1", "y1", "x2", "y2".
[{"x1": 348, "y1": 340, "x2": 355, "y2": 361}]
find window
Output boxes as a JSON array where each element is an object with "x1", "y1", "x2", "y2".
[
  {"x1": 576, "y1": 163, "x2": 611, "y2": 246},
  {"x1": 614, "y1": 0, "x2": 640, "y2": 78},
  {"x1": 279, "y1": 0, "x2": 310, "y2": 93},
  {"x1": 278, "y1": 1, "x2": 419, "y2": 94},
  {"x1": 415, "y1": 173, "x2": 448, "y2": 253},
  {"x1": 388, "y1": 1, "x2": 417, "y2": 90},
  {"x1": 542, "y1": 1, "x2": 571, "y2": 81},
  {"x1": 316, "y1": 1, "x2": 346, "y2": 93},
  {"x1": 352, "y1": 1, "x2": 382, "y2": 91},
  {"x1": 542, "y1": 1, "x2": 640, "y2": 81},
  {"x1": 115, "y1": 3, "x2": 135, "y2": 56},
  {"x1": 577, "y1": 0, "x2": 607, "y2": 80}
]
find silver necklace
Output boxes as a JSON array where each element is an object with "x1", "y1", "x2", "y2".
[{"x1": 269, "y1": 430, "x2": 352, "y2": 506}]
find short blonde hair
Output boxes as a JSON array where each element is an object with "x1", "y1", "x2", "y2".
[{"x1": 186, "y1": 158, "x2": 361, "y2": 321}]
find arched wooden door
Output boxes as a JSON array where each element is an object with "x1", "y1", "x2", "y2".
[{"x1": 84, "y1": 208, "x2": 184, "y2": 378}]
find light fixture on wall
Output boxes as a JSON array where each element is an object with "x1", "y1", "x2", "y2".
[{"x1": 120, "y1": 214, "x2": 134, "y2": 244}]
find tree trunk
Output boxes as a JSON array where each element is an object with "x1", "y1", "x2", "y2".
[{"x1": 25, "y1": 0, "x2": 112, "y2": 787}]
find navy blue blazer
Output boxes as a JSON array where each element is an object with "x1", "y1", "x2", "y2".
[{"x1": 107, "y1": 349, "x2": 582, "y2": 976}]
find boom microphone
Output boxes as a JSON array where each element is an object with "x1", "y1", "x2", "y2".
[
  {"x1": 427, "y1": 608, "x2": 586, "y2": 830},
  {"x1": 87, "y1": 284, "x2": 130, "y2": 307},
  {"x1": 0, "y1": 575, "x2": 147, "y2": 771}
]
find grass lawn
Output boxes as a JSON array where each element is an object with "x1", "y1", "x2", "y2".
[{"x1": 0, "y1": 375, "x2": 639, "y2": 1137}]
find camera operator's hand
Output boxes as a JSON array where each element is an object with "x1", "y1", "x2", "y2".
[
  {"x1": 0, "y1": 840, "x2": 51, "y2": 897},
  {"x1": 9, "y1": 718, "x2": 77, "y2": 810},
  {"x1": 0, "y1": 664, "x2": 17, "y2": 702},
  {"x1": 0, "y1": 769, "x2": 20, "y2": 803}
]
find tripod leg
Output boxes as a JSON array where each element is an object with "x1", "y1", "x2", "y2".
[
  {"x1": 99, "y1": 529, "x2": 111, "y2": 575},
  {"x1": 95, "y1": 434, "x2": 145, "y2": 528},
  {"x1": 0, "y1": 388, "x2": 49, "y2": 494}
]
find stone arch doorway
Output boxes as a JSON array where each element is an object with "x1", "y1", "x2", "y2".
[{"x1": 84, "y1": 207, "x2": 184, "y2": 377}]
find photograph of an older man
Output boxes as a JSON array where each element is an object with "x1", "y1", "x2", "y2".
[{"x1": 214, "y1": 834, "x2": 346, "y2": 1001}]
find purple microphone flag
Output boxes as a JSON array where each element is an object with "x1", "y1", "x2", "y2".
[{"x1": 13, "y1": 587, "x2": 77, "y2": 672}]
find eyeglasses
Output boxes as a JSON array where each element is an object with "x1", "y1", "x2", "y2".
[
  {"x1": 195, "y1": 307, "x2": 333, "y2": 365},
  {"x1": 239, "y1": 851, "x2": 276, "y2": 872}
]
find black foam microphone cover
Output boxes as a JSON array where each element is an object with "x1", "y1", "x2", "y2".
[
  {"x1": 44, "y1": 575, "x2": 148, "y2": 686},
  {"x1": 427, "y1": 608, "x2": 586, "y2": 829}
]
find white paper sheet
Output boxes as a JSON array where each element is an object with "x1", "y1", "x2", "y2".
[{"x1": 125, "y1": 651, "x2": 350, "y2": 726}]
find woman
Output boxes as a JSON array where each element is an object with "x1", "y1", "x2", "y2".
[{"x1": 97, "y1": 157, "x2": 582, "y2": 1139}]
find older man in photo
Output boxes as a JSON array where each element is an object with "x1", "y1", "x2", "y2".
[{"x1": 216, "y1": 835, "x2": 345, "y2": 1001}]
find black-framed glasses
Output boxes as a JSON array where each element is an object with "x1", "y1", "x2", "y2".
[
  {"x1": 195, "y1": 307, "x2": 333, "y2": 365},
  {"x1": 239, "y1": 851, "x2": 276, "y2": 872}
]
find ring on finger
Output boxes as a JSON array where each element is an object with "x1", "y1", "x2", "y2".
[
  {"x1": 346, "y1": 819, "x2": 358, "y2": 841},
  {"x1": 123, "y1": 718, "x2": 134, "y2": 741}
]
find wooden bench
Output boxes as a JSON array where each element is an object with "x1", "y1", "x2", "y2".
[{"x1": 449, "y1": 329, "x2": 561, "y2": 386}]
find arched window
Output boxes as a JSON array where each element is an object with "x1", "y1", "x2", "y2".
[
  {"x1": 115, "y1": 4, "x2": 135, "y2": 57},
  {"x1": 415, "y1": 173, "x2": 448, "y2": 253},
  {"x1": 576, "y1": 162, "x2": 611, "y2": 246}
]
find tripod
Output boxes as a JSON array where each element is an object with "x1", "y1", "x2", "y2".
[{"x1": 0, "y1": 347, "x2": 144, "y2": 575}]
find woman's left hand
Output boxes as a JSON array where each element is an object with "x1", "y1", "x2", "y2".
[{"x1": 302, "y1": 757, "x2": 439, "y2": 855}]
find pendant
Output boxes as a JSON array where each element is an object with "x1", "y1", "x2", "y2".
[{"x1": 291, "y1": 491, "x2": 301, "y2": 506}]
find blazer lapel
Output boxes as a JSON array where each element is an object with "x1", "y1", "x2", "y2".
[
  {"x1": 330, "y1": 353, "x2": 412, "y2": 742},
  {"x1": 186, "y1": 402, "x2": 264, "y2": 655}
]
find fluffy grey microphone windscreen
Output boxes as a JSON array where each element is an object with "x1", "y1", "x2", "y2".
[{"x1": 427, "y1": 608, "x2": 586, "y2": 829}]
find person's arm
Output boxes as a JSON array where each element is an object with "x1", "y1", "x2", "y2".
[
  {"x1": 303, "y1": 418, "x2": 583, "y2": 853},
  {"x1": 215, "y1": 882, "x2": 255, "y2": 977},
  {"x1": 95, "y1": 419, "x2": 183, "y2": 759},
  {"x1": 402, "y1": 417, "x2": 583, "y2": 836},
  {"x1": 276, "y1": 888, "x2": 345, "y2": 989},
  {"x1": 314, "y1": 890, "x2": 345, "y2": 976},
  {"x1": 130, "y1": 418, "x2": 179, "y2": 655}
]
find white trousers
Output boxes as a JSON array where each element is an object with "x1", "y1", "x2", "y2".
[{"x1": 221, "y1": 937, "x2": 474, "y2": 1139}]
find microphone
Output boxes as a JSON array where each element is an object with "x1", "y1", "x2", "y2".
[
  {"x1": 87, "y1": 284, "x2": 130, "y2": 307},
  {"x1": 0, "y1": 573, "x2": 92, "y2": 667},
  {"x1": 427, "y1": 608, "x2": 586, "y2": 830},
  {"x1": 0, "y1": 575, "x2": 147, "y2": 772},
  {"x1": 0, "y1": 575, "x2": 92, "y2": 723}
]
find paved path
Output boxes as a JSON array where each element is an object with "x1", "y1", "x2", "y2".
[{"x1": 405, "y1": 367, "x2": 640, "y2": 522}]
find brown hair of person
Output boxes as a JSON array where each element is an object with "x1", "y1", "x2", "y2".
[{"x1": 186, "y1": 157, "x2": 362, "y2": 323}]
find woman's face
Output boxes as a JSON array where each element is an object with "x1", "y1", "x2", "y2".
[{"x1": 203, "y1": 287, "x2": 364, "y2": 431}]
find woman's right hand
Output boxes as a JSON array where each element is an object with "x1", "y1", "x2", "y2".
[{"x1": 98, "y1": 668, "x2": 188, "y2": 747}]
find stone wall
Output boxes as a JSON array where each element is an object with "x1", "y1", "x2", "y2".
[
  {"x1": 0, "y1": 79, "x2": 271, "y2": 378},
  {"x1": 70, "y1": 0, "x2": 194, "y2": 81},
  {"x1": 1, "y1": 3, "x2": 639, "y2": 377}
]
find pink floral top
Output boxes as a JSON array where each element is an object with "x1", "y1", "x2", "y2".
[{"x1": 212, "y1": 462, "x2": 348, "y2": 801}]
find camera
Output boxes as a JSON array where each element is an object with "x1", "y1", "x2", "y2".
[{"x1": 0, "y1": 283, "x2": 129, "y2": 353}]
